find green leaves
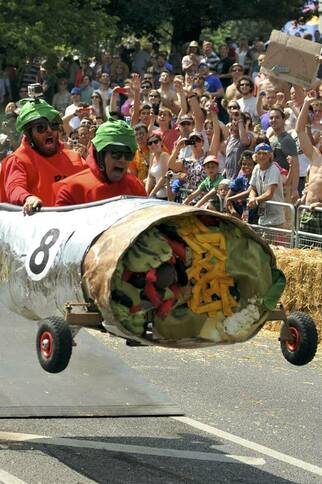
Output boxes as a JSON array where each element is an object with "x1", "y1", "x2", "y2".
[
  {"x1": 0, "y1": 0, "x2": 307, "y2": 62},
  {"x1": 108, "y1": 0, "x2": 305, "y2": 47},
  {"x1": 0, "y1": 0, "x2": 116, "y2": 62}
]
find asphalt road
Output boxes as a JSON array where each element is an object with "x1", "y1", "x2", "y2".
[{"x1": 0, "y1": 315, "x2": 321, "y2": 483}]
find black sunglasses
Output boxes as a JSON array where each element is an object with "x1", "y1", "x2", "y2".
[
  {"x1": 32, "y1": 121, "x2": 60, "y2": 133},
  {"x1": 108, "y1": 150, "x2": 133, "y2": 161},
  {"x1": 147, "y1": 139, "x2": 160, "y2": 146},
  {"x1": 180, "y1": 121, "x2": 193, "y2": 126}
]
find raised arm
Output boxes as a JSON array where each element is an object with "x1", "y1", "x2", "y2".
[
  {"x1": 183, "y1": 77, "x2": 204, "y2": 132},
  {"x1": 109, "y1": 87, "x2": 120, "y2": 114},
  {"x1": 295, "y1": 94, "x2": 315, "y2": 160},
  {"x1": 208, "y1": 105, "x2": 221, "y2": 156},
  {"x1": 174, "y1": 78, "x2": 188, "y2": 117},
  {"x1": 237, "y1": 113, "x2": 251, "y2": 146},
  {"x1": 167, "y1": 138, "x2": 186, "y2": 172},
  {"x1": 187, "y1": 94, "x2": 204, "y2": 132},
  {"x1": 130, "y1": 74, "x2": 141, "y2": 127}
]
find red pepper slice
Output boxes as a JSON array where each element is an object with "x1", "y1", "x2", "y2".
[
  {"x1": 146, "y1": 268, "x2": 157, "y2": 283},
  {"x1": 157, "y1": 298, "x2": 175, "y2": 318},
  {"x1": 164, "y1": 237, "x2": 186, "y2": 262},
  {"x1": 144, "y1": 269, "x2": 162, "y2": 307}
]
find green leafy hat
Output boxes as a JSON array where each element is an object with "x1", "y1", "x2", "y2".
[
  {"x1": 92, "y1": 119, "x2": 137, "y2": 154},
  {"x1": 16, "y1": 98, "x2": 62, "y2": 133}
]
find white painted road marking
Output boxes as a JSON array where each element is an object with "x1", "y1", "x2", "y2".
[
  {"x1": 0, "y1": 431, "x2": 265, "y2": 466},
  {"x1": 0, "y1": 469, "x2": 28, "y2": 484},
  {"x1": 174, "y1": 416, "x2": 322, "y2": 478}
]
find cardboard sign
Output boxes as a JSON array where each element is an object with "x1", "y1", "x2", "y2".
[{"x1": 262, "y1": 30, "x2": 321, "y2": 87}]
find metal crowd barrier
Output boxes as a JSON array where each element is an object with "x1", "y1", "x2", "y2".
[
  {"x1": 248, "y1": 200, "x2": 296, "y2": 249},
  {"x1": 295, "y1": 205, "x2": 322, "y2": 249},
  {"x1": 248, "y1": 202, "x2": 322, "y2": 249}
]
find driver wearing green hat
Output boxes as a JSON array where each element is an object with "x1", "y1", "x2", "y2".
[
  {"x1": 54, "y1": 118, "x2": 146, "y2": 206},
  {"x1": 0, "y1": 98, "x2": 85, "y2": 214}
]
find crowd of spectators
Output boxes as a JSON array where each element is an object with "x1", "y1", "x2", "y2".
[{"x1": 0, "y1": 34, "x2": 321, "y2": 234}]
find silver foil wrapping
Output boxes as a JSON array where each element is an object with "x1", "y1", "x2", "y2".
[{"x1": 0, "y1": 197, "x2": 163, "y2": 320}]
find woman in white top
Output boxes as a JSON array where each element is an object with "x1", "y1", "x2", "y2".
[{"x1": 145, "y1": 134, "x2": 169, "y2": 200}]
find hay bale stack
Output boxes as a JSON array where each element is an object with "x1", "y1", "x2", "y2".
[{"x1": 267, "y1": 248, "x2": 322, "y2": 342}]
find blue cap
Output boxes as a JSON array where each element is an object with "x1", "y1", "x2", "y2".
[
  {"x1": 255, "y1": 143, "x2": 272, "y2": 153},
  {"x1": 71, "y1": 87, "x2": 81, "y2": 95}
]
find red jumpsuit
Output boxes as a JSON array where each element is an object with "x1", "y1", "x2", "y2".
[
  {"x1": 53, "y1": 147, "x2": 147, "y2": 206},
  {"x1": 0, "y1": 137, "x2": 86, "y2": 206}
]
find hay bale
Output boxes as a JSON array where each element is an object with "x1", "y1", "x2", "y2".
[{"x1": 266, "y1": 248, "x2": 322, "y2": 342}]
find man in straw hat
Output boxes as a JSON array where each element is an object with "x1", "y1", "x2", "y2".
[
  {"x1": 0, "y1": 97, "x2": 85, "y2": 214},
  {"x1": 54, "y1": 118, "x2": 146, "y2": 206}
]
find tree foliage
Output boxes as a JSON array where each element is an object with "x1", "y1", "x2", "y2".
[
  {"x1": 0, "y1": 0, "x2": 117, "y2": 63},
  {"x1": 108, "y1": 0, "x2": 305, "y2": 46},
  {"x1": 0, "y1": 0, "x2": 306, "y2": 65}
]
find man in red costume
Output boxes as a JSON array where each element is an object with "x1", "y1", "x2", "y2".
[
  {"x1": 54, "y1": 119, "x2": 146, "y2": 206},
  {"x1": 0, "y1": 97, "x2": 85, "y2": 214}
]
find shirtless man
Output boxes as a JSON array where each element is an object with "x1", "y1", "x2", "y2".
[
  {"x1": 157, "y1": 70, "x2": 179, "y2": 114},
  {"x1": 296, "y1": 93, "x2": 322, "y2": 235}
]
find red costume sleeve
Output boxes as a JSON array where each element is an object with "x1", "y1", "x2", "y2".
[{"x1": 2, "y1": 156, "x2": 34, "y2": 205}]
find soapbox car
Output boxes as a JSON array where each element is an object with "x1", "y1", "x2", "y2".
[{"x1": 0, "y1": 197, "x2": 318, "y2": 373}]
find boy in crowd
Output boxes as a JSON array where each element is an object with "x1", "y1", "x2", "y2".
[{"x1": 183, "y1": 155, "x2": 223, "y2": 206}]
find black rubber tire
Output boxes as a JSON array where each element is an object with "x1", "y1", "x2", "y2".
[
  {"x1": 280, "y1": 311, "x2": 318, "y2": 366},
  {"x1": 36, "y1": 316, "x2": 73, "y2": 373}
]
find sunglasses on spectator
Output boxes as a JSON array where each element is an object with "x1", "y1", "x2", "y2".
[
  {"x1": 189, "y1": 136, "x2": 202, "y2": 143},
  {"x1": 180, "y1": 121, "x2": 192, "y2": 126},
  {"x1": 32, "y1": 121, "x2": 61, "y2": 133},
  {"x1": 147, "y1": 139, "x2": 160, "y2": 146},
  {"x1": 240, "y1": 83, "x2": 250, "y2": 87},
  {"x1": 149, "y1": 94, "x2": 160, "y2": 98},
  {"x1": 141, "y1": 84, "x2": 151, "y2": 89},
  {"x1": 228, "y1": 105, "x2": 240, "y2": 109},
  {"x1": 108, "y1": 150, "x2": 133, "y2": 161}
]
